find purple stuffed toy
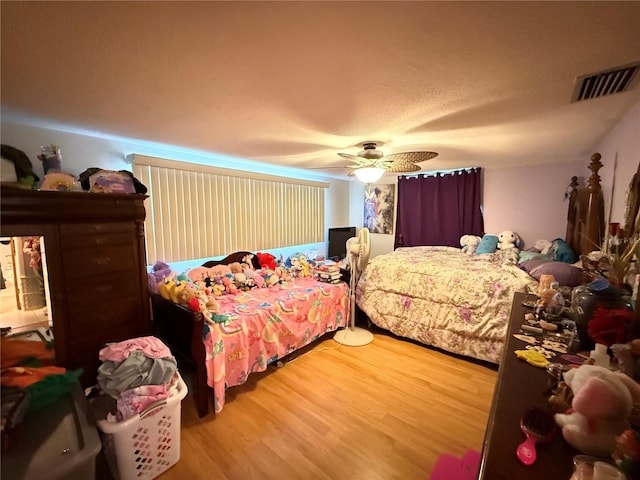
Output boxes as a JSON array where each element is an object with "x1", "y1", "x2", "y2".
[{"x1": 148, "y1": 261, "x2": 173, "y2": 294}]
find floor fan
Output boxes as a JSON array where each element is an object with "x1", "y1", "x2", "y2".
[{"x1": 334, "y1": 227, "x2": 374, "y2": 346}]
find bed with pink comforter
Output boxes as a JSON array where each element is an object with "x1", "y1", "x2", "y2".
[{"x1": 201, "y1": 277, "x2": 348, "y2": 413}]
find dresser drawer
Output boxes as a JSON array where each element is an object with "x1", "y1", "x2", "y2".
[
  {"x1": 65, "y1": 271, "x2": 140, "y2": 309},
  {"x1": 68, "y1": 323, "x2": 147, "y2": 386},
  {"x1": 60, "y1": 222, "x2": 133, "y2": 237},
  {"x1": 61, "y1": 245, "x2": 137, "y2": 278},
  {"x1": 67, "y1": 297, "x2": 142, "y2": 337},
  {"x1": 61, "y1": 232, "x2": 134, "y2": 249}
]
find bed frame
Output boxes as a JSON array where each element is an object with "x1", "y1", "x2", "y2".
[
  {"x1": 151, "y1": 295, "x2": 210, "y2": 416},
  {"x1": 565, "y1": 153, "x2": 605, "y2": 256},
  {"x1": 151, "y1": 254, "x2": 346, "y2": 417}
]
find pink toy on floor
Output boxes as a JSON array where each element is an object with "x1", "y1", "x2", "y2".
[{"x1": 431, "y1": 449, "x2": 481, "y2": 480}]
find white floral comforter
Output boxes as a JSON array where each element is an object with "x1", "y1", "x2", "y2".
[{"x1": 356, "y1": 246, "x2": 538, "y2": 363}]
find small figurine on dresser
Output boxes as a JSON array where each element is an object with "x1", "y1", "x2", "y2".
[
  {"x1": 37, "y1": 144, "x2": 83, "y2": 192},
  {"x1": 37, "y1": 144, "x2": 62, "y2": 174}
]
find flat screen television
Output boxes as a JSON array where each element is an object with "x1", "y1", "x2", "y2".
[{"x1": 328, "y1": 227, "x2": 356, "y2": 260}]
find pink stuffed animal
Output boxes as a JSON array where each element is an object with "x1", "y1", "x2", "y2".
[{"x1": 555, "y1": 364, "x2": 640, "y2": 457}]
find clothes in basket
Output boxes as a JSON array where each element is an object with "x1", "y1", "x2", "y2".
[
  {"x1": 96, "y1": 335, "x2": 177, "y2": 421},
  {"x1": 97, "y1": 372, "x2": 188, "y2": 480}
]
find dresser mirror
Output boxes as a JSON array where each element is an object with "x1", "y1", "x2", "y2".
[{"x1": 0, "y1": 236, "x2": 52, "y2": 336}]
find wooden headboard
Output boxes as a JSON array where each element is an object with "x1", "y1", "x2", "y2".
[{"x1": 565, "y1": 153, "x2": 606, "y2": 256}]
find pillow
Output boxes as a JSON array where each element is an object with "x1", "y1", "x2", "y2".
[
  {"x1": 527, "y1": 261, "x2": 585, "y2": 287},
  {"x1": 518, "y1": 251, "x2": 553, "y2": 263},
  {"x1": 519, "y1": 258, "x2": 553, "y2": 274},
  {"x1": 476, "y1": 235, "x2": 499, "y2": 254}
]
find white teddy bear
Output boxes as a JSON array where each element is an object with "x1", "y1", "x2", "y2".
[
  {"x1": 554, "y1": 364, "x2": 640, "y2": 457},
  {"x1": 460, "y1": 235, "x2": 482, "y2": 255},
  {"x1": 497, "y1": 230, "x2": 520, "y2": 250}
]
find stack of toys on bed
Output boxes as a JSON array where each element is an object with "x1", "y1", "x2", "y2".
[
  {"x1": 460, "y1": 231, "x2": 586, "y2": 289},
  {"x1": 147, "y1": 251, "x2": 324, "y2": 323}
]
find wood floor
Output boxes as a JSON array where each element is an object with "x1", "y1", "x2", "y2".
[{"x1": 149, "y1": 330, "x2": 498, "y2": 480}]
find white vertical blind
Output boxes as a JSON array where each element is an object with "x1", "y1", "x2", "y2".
[{"x1": 131, "y1": 155, "x2": 327, "y2": 263}]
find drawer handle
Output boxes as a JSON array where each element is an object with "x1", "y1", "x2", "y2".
[
  {"x1": 92, "y1": 225, "x2": 105, "y2": 232},
  {"x1": 96, "y1": 285, "x2": 114, "y2": 294},
  {"x1": 94, "y1": 237, "x2": 109, "y2": 245},
  {"x1": 94, "y1": 257, "x2": 112, "y2": 265}
]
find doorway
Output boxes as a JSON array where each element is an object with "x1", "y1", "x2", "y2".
[{"x1": 0, "y1": 236, "x2": 51, "y2": 335}]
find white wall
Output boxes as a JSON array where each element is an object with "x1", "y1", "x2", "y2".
[
  {"x1": 0, "y1": 119, "x2": 353, "y2": 268},
  {"x1": 484, "y1": 102, "x2": 640, "y2": 256},
  {"x1": 483, "y1": 159, "x2": 584, "y2": 248},
  {"x1": 592, "y1": 101, "x2": 640, "y2": 227}
]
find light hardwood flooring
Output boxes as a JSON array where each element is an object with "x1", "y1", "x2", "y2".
[{"x1": 143, "y1": 330, "x2": 498, "y2": 480}]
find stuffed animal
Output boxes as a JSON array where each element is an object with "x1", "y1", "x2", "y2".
[
  {"x1": 554, "y1": 364, "x2": 640, "y2": 457},
  {"x1": 150, "y1": 261, "x2": 173, "y2": 283},
  {"x1": 275, "y1": 266, "x2": 291, "y2": 282},
  {"x1": 221, "y1": 274, "x2": 238, "y2": 294},
  {"x1": 460, "y1": 235, "x2": 482, "y2": 255},
  {"x1": 149, "y1": 261, "x2": 174, "y2": 293},
  {"x1": 187, "y1": 266, "x2": 212, "y2": 283},
  {"x1": 158, "y1": 277, "x2": 175, "y2": 300},
  {"x1": 497, "y1": 230, "x2": 520, "y2": 250},
  {"x1": 241, "y1": 253, "x2": 256, "y2": 269},
  {"x1": 286, "y1": 252, "x2": 311, "y2": 277},
  {"x1": 179, "y1": 283, "x2": 198, "y2": 306},
  {"x1": 168, "y1": 279, "x2": 186, "y2": 304},
  {"x1": 535, "y1": 239, "x2": 553, "y2": 255},
  {"x1": 256, "y1": 252, "x2": 278, "y2": 270},
  {"x1": 229, "y1": 262, "x2": 243, "y2": 274},
  {"x1": 209, "y1": 264, "x2": 232, "y2": 277}
]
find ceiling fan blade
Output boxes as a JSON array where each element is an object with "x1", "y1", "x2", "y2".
[
  {"x1": 386, "y1": 162, "x2": 422, "y2": 173},
  {"x1": 385, "y1": 151, "x2": 439, "y2": 164},
  {"x1": 338, "y1": 152, "x2": 360, "y2": 160},
  {"x1": 307, "y1": 165, "x2": 352, "y2": 170}
]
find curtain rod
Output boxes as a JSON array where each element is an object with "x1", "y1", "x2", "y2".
[{"x1": 399, "y1": 167, "x2": 481, "y2": 179}]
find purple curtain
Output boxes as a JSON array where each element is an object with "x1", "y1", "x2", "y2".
[{"x1": 394, "y1": 168, "x2": 484, "y2": 248}]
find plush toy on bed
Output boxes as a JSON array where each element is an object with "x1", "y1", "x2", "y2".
[
  {"x1": 286, "y1": 252, "x2": 311, "y2": 277},
  {"x1": 256, "y1": 252, "x2": 278, "y2": 270},
  {"x1": 460, "y1": 235, "x2": 482, "y2": 255},
  {"x1": 534, "y1": 239, "x2": 553, "y2": 255},
  {"x1": 148, "y1": 261, "x2": 174, "y2": 294},
  {"x1": 497, "y1": 230, "x2": 520, "y2": 250},
  {"x1": 554, "y1": 364, "x2": 640, "y2": 457}
]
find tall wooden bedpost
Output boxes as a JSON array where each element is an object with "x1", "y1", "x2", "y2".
[
  {"x1": 565, "y1": 175, "x2": 579, "y2": 253},
  {"x1": 580, "y1": 153, "x2": 605, "y2": 254}
]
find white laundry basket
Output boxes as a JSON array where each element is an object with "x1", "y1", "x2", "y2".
[{"x1": 96, "y1": 374, "x2": 188, "y2": 480}]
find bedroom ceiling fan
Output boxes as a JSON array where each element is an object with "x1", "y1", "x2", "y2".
[{"x1": 336, "y1": 142, "x2": 439, "y2": 183}]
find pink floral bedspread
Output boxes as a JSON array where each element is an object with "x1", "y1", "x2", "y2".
[
  {"x1": 357, "y1": 246, "x2": 538, "y2": 363},
  {"x1": 203, "y1": 277, "x2": 349, "y2": 413}
]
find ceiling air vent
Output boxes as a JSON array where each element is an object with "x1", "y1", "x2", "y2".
[{"x1": 570, "y1": 62, "x2": 640, "y2": 103}]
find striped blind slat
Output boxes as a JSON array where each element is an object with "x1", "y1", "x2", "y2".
[{"x1": 131, "y1": 154, "x2": 327, "y2": 263}]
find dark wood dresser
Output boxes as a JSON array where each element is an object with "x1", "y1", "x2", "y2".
[
  {"x1": 478, "y1": 291, "x2": 577, "y2": 480},
  {"x1": 0, "y1": 187, "x2": 152, "y2": 386}
]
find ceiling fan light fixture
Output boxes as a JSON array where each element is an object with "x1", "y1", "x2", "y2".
[{"x1": 353, "y1": 166, "x2": 385, "y2": 184}]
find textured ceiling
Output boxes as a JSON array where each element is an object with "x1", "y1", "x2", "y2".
[{"x1": 2, "y1": 1, "x2": 640, "y2": 178}]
